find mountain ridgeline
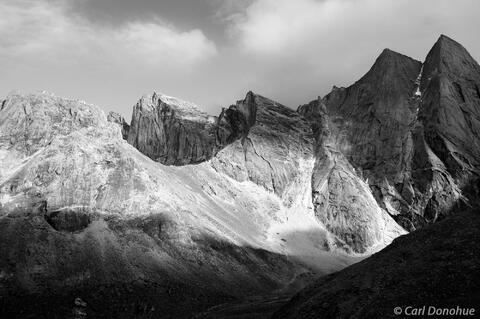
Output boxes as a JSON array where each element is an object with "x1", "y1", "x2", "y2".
[
  {"x1": 0, "y1": 34, "x2": 479, "y2": 318},
  {"x1": 120, "y1": 34, "x2": 480, "y2": 235},
  {"x1": 121, "y1": 91, "x2": 403, "y2": 254},
  {"x1": 299, "y1": 35, "x2": 480, "y2": 231}
]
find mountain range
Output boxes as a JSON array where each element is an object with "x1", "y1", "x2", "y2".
[{"x1": 0, "y1": 34, "x2": 479, "y2": 318}]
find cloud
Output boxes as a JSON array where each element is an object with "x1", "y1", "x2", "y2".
[
  {"x1": 208, "y1": 0, "x2": 255, "y2": 20},
  {"x1": 231, "y1": 0, "x2": 479, "y2": 58},
  {"x1": 0, "y1": 0, "x2": 217, "y2": 70},
  {"x1": 1, "y1": 0, "x2": 479, "y2": 120},
  {"x1": 219, "y1": 0, "x2": 480, "y2": 105}
]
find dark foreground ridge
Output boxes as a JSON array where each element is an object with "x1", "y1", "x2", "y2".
[{"x1": 273, "y1": 208, "x2": 480, "y2": 319}]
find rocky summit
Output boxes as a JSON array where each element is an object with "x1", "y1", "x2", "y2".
[
  {"x1": 301, "y1": 35, "x2": 480, "y2": 231},
  {"x1": 0, "y1": 35, "x2": 479, "y2": 319}
]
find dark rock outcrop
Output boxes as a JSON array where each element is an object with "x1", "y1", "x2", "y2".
[
  {"x1": 126, "y1": 92, "x2": 259, "y2": 165},
  {"x1": 107, "y1": 111, "x2": 130, "y2": 140},
  {"x1": 213, "y1": 92, "x2": 314, "y2": 195},
  {"x1": 273, "y1": 208, "x2": 480, "y2": 319},
  {"x1": 44, "y1": 208, "x2": 92, "y2": 232},
  {"x1": 319, "y1": 49, "x2": 423, "y2": 230},
  {"x1": 415, "y1": 35, "x2": 480, "y2": 221},
  {"x1": 298, "y1": 98, "x2": 404, "y2": 253},
  {"x1": 127, "y1": 93, "x2": 220, "y2": 165},
  {"x1": 216, "y1": 91, "x2": 257, "y2": 145},
  {"x1": 212, "y1": 93, "x2": 404, "y2": 253},
  {"x1": 300, "y1": 35, "x2": 480, "y2": 230}
]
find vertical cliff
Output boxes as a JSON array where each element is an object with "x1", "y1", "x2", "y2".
[
  {"x1": 304, "y1": 35, "x2": 480, "y2": 230},
  {"x1": 413, "y1": 35, "x2": 480, "y2": 223},
  {"x1": 298, "y1": 98, "x2": 405, "y2": 253},
  {"x1": 126, "y1": 93, "x2": 220, "y2": 165}
]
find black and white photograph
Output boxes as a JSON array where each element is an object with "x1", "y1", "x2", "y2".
[{"x1": 0, "y1": 0, "x2": 479, "y2": 318}]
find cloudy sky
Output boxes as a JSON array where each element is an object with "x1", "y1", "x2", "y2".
[{"x1": 1, "y1": 0, "x2": 480, "y2": 119}]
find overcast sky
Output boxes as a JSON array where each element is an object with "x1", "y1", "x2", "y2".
[{"x1": 1, "y1": 0, "x2": 480, "y2": 119}]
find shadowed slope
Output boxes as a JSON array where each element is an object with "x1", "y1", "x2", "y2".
[
  {"x1": 274, "y1": 208, "x2": 480, "y2": 319},
  {"x1": 0, "y1": 92, "x2": 358, "y2": 318}
]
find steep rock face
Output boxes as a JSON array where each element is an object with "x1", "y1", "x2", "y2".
[
  {"x1": 214, "y1": 91, "x2": 257, "y2": 148},
  {"x1": 213, "y1": 93, "x2": 314, "y2": 196},
  {"x1": 274, "y1": 208, "x2": 480, "y2": 319},
  {"x1": 126, "y1": 91, "x2": 259, "y2": 166},
  {"x1": 298, "y1": 98, "x2": 405, "y2": 253},
  {"x1": 107, "y1": 111, "x2": 130, "y2": 140},
  {"x1": 0, "y1": 92, "x2": 359, "y2": 318},
  {"x1": 415, "y1": 35, "x2": 480, "y2": 222},
  {"x1": 125, "y1": 90, "x2": 405, "y2": 254},
  {"x1": 210, "y1": 93, "x2": 333, "y2": 254},
  {"x1": 213, "y1": 93, "x2": 404, "y2": 254},
  {"x1": 319, "y1": 50, "x2": 422, "y2": 229},
  {"x1": 127, "y1": 93, "x2": 220, "y2": 165},
  {"x1": 314, "y1": 36, "x2": 480, "y2": 230},
  {"x1": 126, "y1": 90, "x2": 404, "y2": 253}
]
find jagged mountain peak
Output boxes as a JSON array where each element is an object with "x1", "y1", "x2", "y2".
[
  {"x1": 417, "y1": 35, "x2": 480, "y2": 208},
  {"x1": 435, "y1": 34, "x2": 470, "y2": 53},
  {"x1": 233, "y1": 91, "x2": 304, "y2": 132},
  {"x1": 421, "y1": 33, "x2": 480, "y2": 113},
  {"x1": 374, "y1": 47, "x2": 418, "y2": 67},
  {"x1": 297, "y1": 96, "x2": 326, "y2": 118},
  {"x1": 127, "y1": 90, "x2": 309, "y2": 166},
  {"x1": 361, "y1": 48, "x2": 421, "y2": 82},
  {"x1": 245, "y1": 90, "x2": 256, "y2": 100},
  {"x1": 235, "y1": 90, "x2": 258, "y2": 110},
  {"x1": 423, "y1": 34, "x2": 480, "y2": 76},
  {"x1": 136, "y1": 91, "x2": 213, "y2": 123},
  {"x1": 243, "y1": 91, "x2": 290, "y2": 111},
  {"x1": 319, "y1": 35, "x2": 480, "y2": 231},
  {"x1": 378, "y1": 47, "x2": 406, "y2": 59},
  {"x1": 323, "y1": 45, "x2": 421, "y2": 118},
  {"x1": 438, "y1": 33, "x2": 457, "y2": 43}
]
